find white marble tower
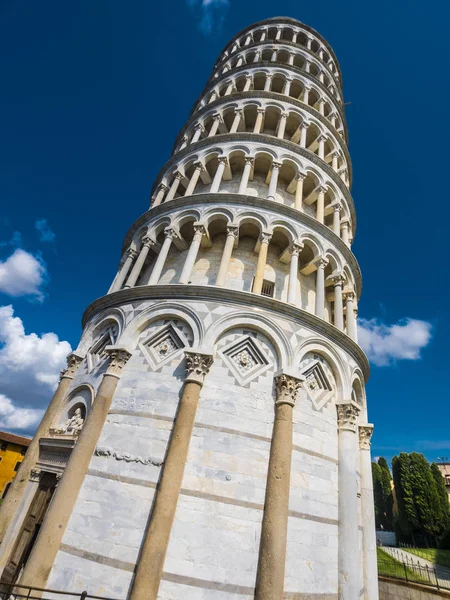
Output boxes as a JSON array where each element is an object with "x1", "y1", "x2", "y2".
[{"x1": 0, "y1": 17, "x2": 378, "y2": 600}]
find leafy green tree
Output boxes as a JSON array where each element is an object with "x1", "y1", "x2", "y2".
[
  {"x1": 378, "y1": 457, "x2": 394, "y2": 530},
  {"x1": 431, "y1": 462, "x2": 450, "y2": 533},
  {"x1": 372, "y1": 462, "x2": 384, "y2": 529},
  {"x1": 409, "y1": 453, "x2": 442, "y2": 544},
  {"x1": 392, "y1": 453, "x2": 418, "y2": 542}
]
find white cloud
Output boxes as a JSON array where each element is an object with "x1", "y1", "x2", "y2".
[
  {"x1": 0, "y1": 249, "x2": 47, "y2": 299},
  {"x1": 187, "y1": 0, "x2": 230, "y2": 35},
  {"x1": 358, "y1": 317, "x2": 432, "y2": 366},
  {"x1": 0, "y1": 394, "x2": 43, "y2": 430},
  {"x1": 0, "y1": 305, "x2": 72, "y2": 433},
  {"x1": 35, "y1": 218, "x2": 56, "y2": 243}
]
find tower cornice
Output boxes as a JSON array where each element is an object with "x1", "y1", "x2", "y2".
[{"x1": 82, "y1": 284, "x2": 369, "y2": 381}]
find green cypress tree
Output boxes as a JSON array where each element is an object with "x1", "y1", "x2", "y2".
[
  {"x1": 409, "y1": 453, "x2": 442, "y2": 544},
  {"x1": 378, "y1": 457, "x2": 394, "y2": 530},
  {"x1": 392, "y1": 453, "x2": 418, "y2": 542},
  {"x1": 372, "y1": 462, "x2": 384, "y2": 529},
  {"x1": 431, "y1": 462, "x2": 450, "y2": 534}
]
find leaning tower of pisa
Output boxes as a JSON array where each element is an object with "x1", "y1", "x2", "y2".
[{"x1": 0, "y1": 16, "x2": 377, "y2": 600}]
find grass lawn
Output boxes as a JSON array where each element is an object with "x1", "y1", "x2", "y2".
[
  {"x1": 377, "y1": 548, "x2": 430, "y2": 584},
  {"x1": 405, "y1": 548, "x2": 450, "y2": 569}
]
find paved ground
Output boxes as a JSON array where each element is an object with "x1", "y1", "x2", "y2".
[{"x1": 382, "y1": 546, "x2": 450, "y2": 589}]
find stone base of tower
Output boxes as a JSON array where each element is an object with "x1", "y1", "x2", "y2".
[{"x1": 34, "y1": 286, "x2": 372, "y2": 599}]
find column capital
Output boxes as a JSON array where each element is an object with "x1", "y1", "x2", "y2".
[
  {"x1": 300, "y1": 120, "x2": 311, "y2": 129},
  {"x1": 316, "y1": 257, "x2": 329, "y2": 270},
  {"x1": 317, "y1": 134, "x2": 328, "y2": 143},
  {"x1": 245, "y1": 74, "x2": 253, "y2": 81},
  {"x1": 158, "y1": 182, "x2": 169, "y2": 192},
  {"x1": 194, "y1": 123, "x2": 204, "y2": 132},
  {"x1": 290, "y1": 242, "x2": 304, "y2": 256},
  {"x1": 193, "y1": 161, "x2": 204, "y2": 171},
  {"x1": 318, "y1": 185, "x2": 327, "y2": 195},
  {"x1": 343, "y1": 290, "x2": 356, "y2": 302},
  {"x1": 193, "y1": 222, "x2": 206, "y2": 236},
  {"x1": 234, "y1": 107, "x2": 243, "y2": 116},
  {"x1": 332, "y1": 274, "x2": 345, "y2": 287},
  {"x1": 104, "y1": 347, "x2": 132, "y2": 379},
  {"x1": 296, "y1": 171, "x2": 307, "y2": 181},
  {"x1": 257, "y1": 107, "x2": 266, "y2": 114},
  {"x1": 173, "y1": 171, "x2": 184, "y2": 181},
  {"x1": 126, "y1": 247, "x2": 139, "y2": 259},
  {"x1": 185, "y1": 351, "x2": 214, "y2": 385},
  {"x1": 271, "y1": 161, "x2": 282, "y2": 170},
  {"x1": 259, "y1": 231, "x2": 272, "y2": 245},
  {"x1": 336, "y1": 401, "x2": 360, "y2": 432},
  {"x1": 359, "y1": 424, "x2": 374, "y2": 450},
  {"x1": 318, "y1": 97, "x2": 326, "y2": 105},
  {"x1": 280, "y1": 111, "x2": 288, "y2": 119},
  {"x1": 226, "y1": 224, "x2": 239, "y2": 238},
  {"x1": 30, "y1": 468, "x2": 41, "y2": 483},
  {"x1": 244, "y1": 155, "x2": 254, "y2": 165},
  {"x1": 274, "y1": 372, "x2": 303, "y2": 407},
  {"x1": 60, "y1": 352, "x2": 83, "y2": 381},
  {"x1": 141, "y1": 235, "x2": 156, "y2": 248},
  {"x1": 332, "y1": 202, "x2": 342, "y2": 213},
  {"x1": 217, "y1": 156, "x2": 228, "y2": 166},
  {"x1": 212, "y1": 113, "x2": 223, "y2": 122}
]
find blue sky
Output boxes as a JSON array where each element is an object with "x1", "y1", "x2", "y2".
[{"x1": 0, "y1": 0, "x2": 448, "y2": 463}]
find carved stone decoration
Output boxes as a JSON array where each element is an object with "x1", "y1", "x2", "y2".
[
  {"x1": 55, "y1": 408, "x2": 85, "y2": 435},
  {"x1": 87, "y1": 324, "x2": 119, "y2": 373},
  {"x1": 274, "y1": 373, "x2": 303, "y2": 407},
  {"x1": 336, "y1": 402, "x2": 360, "y2": 432},
  {"x1": 300, "y1": 359, "x2": 334, "y2": 411},
  {"x1": 359, "y1": 424, "x2": 374, "y2": 450},
  {"x1": 105, "y1": 348, "x2": 132, "y2": 378},
  {"x1": 60, "y1": 352, "x2": 83, "y2": 380},
  {"x1": 220, "y1": 335, "x2": 272, "y2": 386},
  {"x1": 95, "y1": 446, "x2": 163, "y2": 467},
  {"x1": 184, "y1": 351, "x2": 214, "y2": 385},
  {"x1": 140, "y1": 323, "x2": 189, "y2": 370},
  {"x1": 29, "y1": 469, "x2": 41, "y2": 483}
]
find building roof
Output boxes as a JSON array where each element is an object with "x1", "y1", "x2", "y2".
[{"x1": 0, "y1": 431, "x2": 32, "y2": 447}]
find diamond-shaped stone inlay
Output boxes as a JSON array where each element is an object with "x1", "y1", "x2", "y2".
[
  {"x1": 300, "y1": 359, "x2": 334, "y2": 411},
  {"x1": 140, "y1": 323, "x2": 188, "y2": 370},
  {"x1": 220, "y1": 335, "x2": 272, "y2": 385}
]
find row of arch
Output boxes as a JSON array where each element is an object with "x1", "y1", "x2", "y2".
[
  {"x1": 109, "y1": 207, "x2": 359, "y2": 338},
  {"x1": 221, "y1": 23, "x2": 339, "y2": 82},
  {"x1": 176, "y1": 100, "x2": 349, "y2": 185},
  {"x1": 213, "y1": 43, "x2": 340, "y2": 102},
  {"x1": 152, "y1": 145, "x2": 353, "y2": 240}
]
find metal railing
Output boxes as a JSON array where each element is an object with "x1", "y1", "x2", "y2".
[
  {"x1": 0, "y1": 582, "x2": 122, "y2": 600},
  {"x1": 399, "y1": 543, "x2": 450, "y2": 569}
]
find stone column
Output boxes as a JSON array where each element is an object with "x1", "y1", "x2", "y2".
[
  {"x1": 184, "y1": 162, "x2": 203, "y2": 196},
  {"x1": 253, "y1": 51, "x2": 261, "y2": 64},
  {"x1": 243, "y1": 74, "x2": 253, "y2": 91},
  {"x1": 271, "y1": 49, "x2": 278, "y2": 62},
  {"x1": 252, "y1": 232, "x2": 272, "y2": 294},
  {"x1": 353, "y1": 306, "x2": 359, "y2": 343},
  {"x1": 333, "y1": 275, "x2": 344, "y2": 331},
  {"x1": 330, "y1": 114, "x2": 337, "y2": 128},
  {"x1": 299, "y1": 122, "x2": 309, "y2": 148},
  {"x1": 332, "y1": 152, "x2": 339, "y2": 172},
  {"x1": 128, "y1": 352, "x2": 213, "y2": 600},
  {"x1": 235, "y1": 57, "x2": 244, "y2": 68},
  {"x1": 19, "y1": 348, "x2": 132, "y2": 591},
  {"x1": 288, "y1": 52, "x2": 295, "y2": 66},
  {"x1": 307, "y1": 37, "x2": 312, "y2": 50},
  {"x1": 179, "y1": 223, "x2": 205, "y2": 284},
  {"x1": 344, "y1": 292, "x2": 357, "y2": 341},
  {"x1": 230, "y1": 109, "x2": 243, "y2": 133},
  {"x1": 318, "y1": 135, "x2": 326, "y2": 160},
  {"x1": 315, "y1": 258, "x2": 328, "y2": 319},
  {"x1": 336, "y1": 401, "x2": 361, "y2": 600},
  {"x1": 341, "y1": 220, "x2": 350, "y2": 246},
  {"x1": 316, "y1": 187, "x2": 326, "y2": 224},
  {"x1": 208, "y1": 114, "x2": 222, "y2": 137},
  {"x1": 295, "y1": 173, "x2": 306, "y2": 210},
  {"x1": 267, "y1": 162, "x2": 281, "y2": 200},
  {"x1": 110, "y1": 248, "x2": 138, "y2": 292},
  {"x1": 238, "y1": 157, "x2": 253, "y2": 194},
  {"x1": 332, "y1": 203, "x2": 341, "y2": 235},
  {"x1": 208, "y1": 90, "x2": 217, "y2": 103},
  {"x1": 148, "y1": 228, "x2": 177, "y2": 285},
  {"x1": 283, "y1": 78, "x2": 292, "y2": 96},
  {"x1": 210, "y1": 157, "x2": 227, "y2": 193},
  {"x1": 277, "y1": 112, "x2": 288, "y2": 139},
  {"x1": 152, "y1": 183, "x2": 168, "y2": 207},
  {"x1": 359, "y1": 425, "x2": 379, "y2": 600},
  {"x1": 264, "y1": 75, "x2": 272, "y2": 92},
  {"x1": 260, "y1": 30, "x2": 267, "y2": 41},
  {"x1": 0, "y1": 353, "x2": 83, "y2": 546},
  {"x1": 275, "y1": 27, "x2": 282, "y2": 40},
  {"x1": 191, "y1": 124, "x2": 204, "y2": 143},
  {"x1": 254, "y1": 108, "x2": 265, "y2": 133},
  {"x1": 124, "y1": 236, "x2": 155, "y2": 289},
  {"x1": 303, "y1": 87, "x2": 310, "y2": 104},
  {"x1": 287, "y1": 243, "x2": 303, "y2": 305},
  {"x1": 216, "y1": 225, "x2": 238, "y2": 286},
  {"x1": 165, "y1": 172, "x2": 184, "y2": 202},
  {"x1": 318, "y1": 98, "x2": 326, "y2": 116},
  {"x1": 255, "y1": 373, "x2": 303, "y2": 600}
]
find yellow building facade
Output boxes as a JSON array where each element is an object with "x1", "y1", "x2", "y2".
[{"x1": 0, "y1": 432, "x2": 31, "y2": 499}]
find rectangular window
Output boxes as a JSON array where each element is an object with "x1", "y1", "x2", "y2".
[
  {"x1": 261, "y1": 280, "x2": 275, "y2": 298},
  {"x1": 20, "y1": 447, "x2": 26, "y2": 456},
  {"x1": 14, "y1": 461, "x2": 21, "y2": 472},
  {"x1": 0, "y1": 443, "x2": 7, "y2": 452}
]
